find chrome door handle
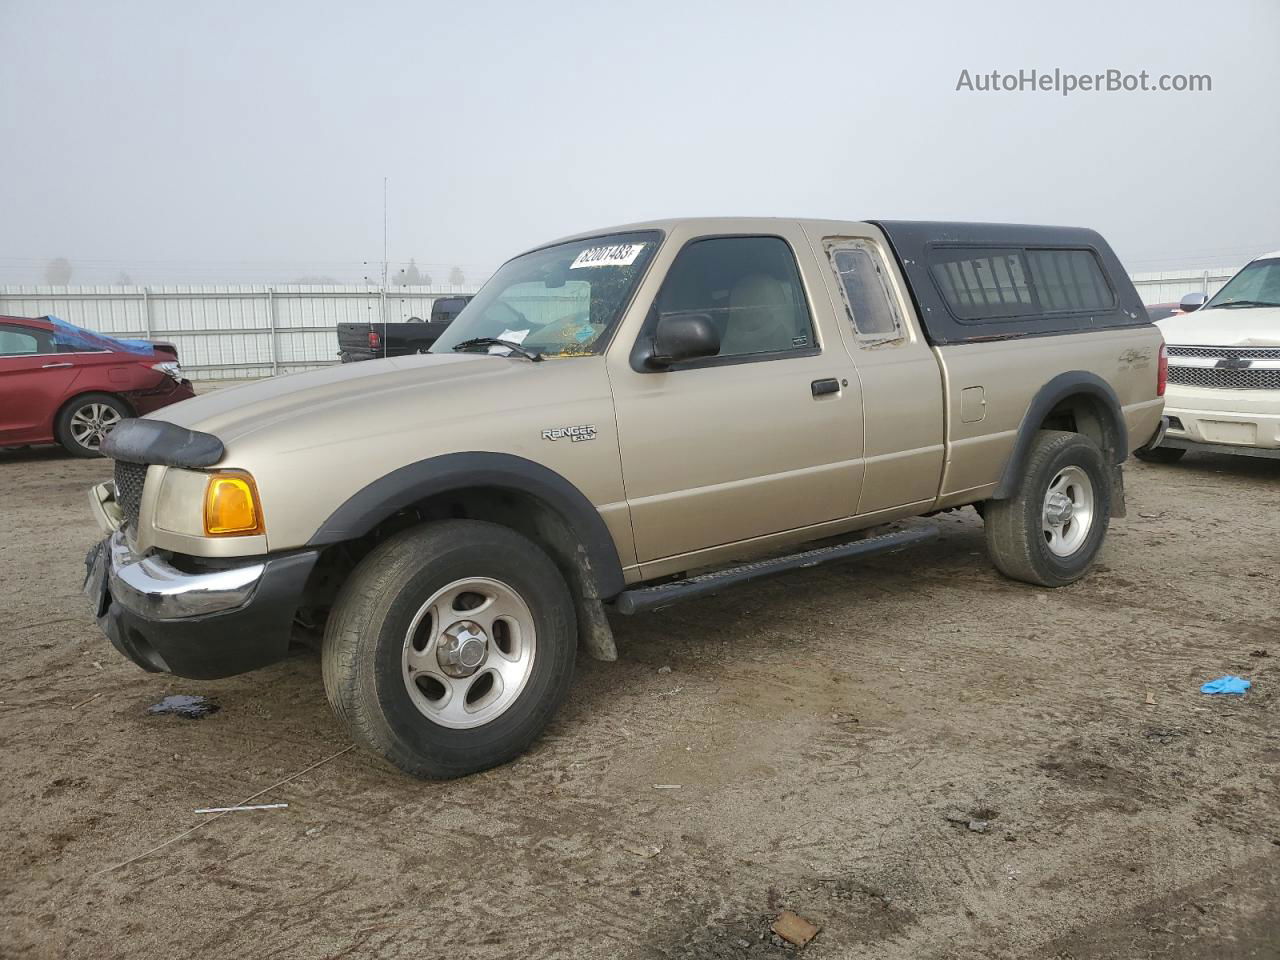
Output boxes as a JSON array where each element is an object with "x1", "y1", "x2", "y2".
[{"x1": 41, "y1": 362, "x2": 74, "y2": 368}]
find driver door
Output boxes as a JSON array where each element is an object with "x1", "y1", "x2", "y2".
[{"x1": 607, "y1": 227, "x2": 864, "y2": 571}]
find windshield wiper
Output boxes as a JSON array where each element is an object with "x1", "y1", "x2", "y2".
[
  {"x1": 450, "y1": 337, "x2": 543, "y2": 361},
  {"x1": 1214, "y1": 299, "x2": 1280, "y2": 309}
]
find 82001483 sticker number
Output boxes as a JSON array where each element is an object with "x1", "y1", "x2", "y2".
[{"x1": 569, "y1": 244, "x2": 646, "y2": 269}]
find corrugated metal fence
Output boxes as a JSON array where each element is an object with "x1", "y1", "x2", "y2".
[
  {"x1": 0, "y1": 266, "x2": 1242, "y2": 380},
  {"x1": 0, "y1": 284, "x2": 476, "y2": 380},
  {"x1": 1128, "y1": 267, "x2": 1238, "y2": 306}
]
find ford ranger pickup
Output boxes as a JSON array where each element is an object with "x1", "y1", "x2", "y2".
[{"x1": 82, "y1": 218, "x2": 1167, "y2": 779}]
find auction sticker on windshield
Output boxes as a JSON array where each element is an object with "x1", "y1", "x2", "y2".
[{"x1": 570, "y1": 243, "x2": 646, "y2": 269}]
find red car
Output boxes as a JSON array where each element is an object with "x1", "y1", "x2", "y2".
[{"x1": 0, "y1": 315, "x2": 195, "y2": 457}]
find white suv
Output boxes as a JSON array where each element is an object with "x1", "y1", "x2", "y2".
[{"x1": 1144, "y1": 250, "x2": 1280, "y2": 462}]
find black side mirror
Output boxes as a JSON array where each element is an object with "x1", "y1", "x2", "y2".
[
  {"x1": 1179, "y1": 292, "x2": 1208, "y2": 312},
  {"x1": 649, "y1": 313, "x2": 720, "y2": 368}
]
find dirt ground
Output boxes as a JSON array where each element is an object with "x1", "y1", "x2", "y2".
[{"x1": 1, "y1": 446, "x2": 1277, "y2": 960}]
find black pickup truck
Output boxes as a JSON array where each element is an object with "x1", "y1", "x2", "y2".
[{"x1": 336, "y1": 296, "x2": 472, "y2": 362}]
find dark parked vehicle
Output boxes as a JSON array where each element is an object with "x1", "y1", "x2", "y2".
[
  {"x1": 0, "y1": 315, "x2": 194, "y2": 456},
  {"x1": 337, "y1": 296, "x2": 473, "y2": 362}
]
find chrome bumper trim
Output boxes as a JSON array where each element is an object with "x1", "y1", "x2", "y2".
[{"x1": 107, "y1": 530, "x2": 265, "y2": 620}]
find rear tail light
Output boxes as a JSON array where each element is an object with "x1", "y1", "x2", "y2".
[
  {"x1": 1157, "y1": 342, "x2": 1168, "y2": 397},
  {"x1": 151, "y1": 360, "x2": 184, "y2": 381},
  {"x1": 368, "y1": 331, "x2": 381, "y2": 349}
]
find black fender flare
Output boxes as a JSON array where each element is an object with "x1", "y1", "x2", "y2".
[
  {"x1": 992, "y1": 372, "x2": 1128, "y2": 500},
  {"x1": 307, "y1": 452, "x2": 626, "y2": 598}
]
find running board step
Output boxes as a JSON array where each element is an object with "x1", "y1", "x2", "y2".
[{"x1": 613, "y1": 525, "x2": 938, "y2": 615}]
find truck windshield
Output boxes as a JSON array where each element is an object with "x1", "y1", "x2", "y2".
[
  {"x1": 431, "y1": 231, "x2": 661, "y2": 359},
  {"x1": 1204, "y1": 258, "x2": 1280, "y2": 309}
]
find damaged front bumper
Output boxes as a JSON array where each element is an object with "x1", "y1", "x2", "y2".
[
  {"x1": 83, "y1": 487, "x2": 317, "y2": 679},
  {"x1": 97, "y1": 529, "x2": 268, "y2": 620}
]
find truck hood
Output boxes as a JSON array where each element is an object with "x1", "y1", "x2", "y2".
[
  {"x1": 1157, "y1": 306, "x2": 1280, "y2": 348},
  {"x1": 148, "y1": 352, "x2": 575, "y2": 447},
  {"x1": 131, "y1": 350, "x2": 622, "y2": 558}
]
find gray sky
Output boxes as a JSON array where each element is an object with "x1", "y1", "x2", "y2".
[{"x1": 2, "y1": 0, "x2": 1277, "y2": 285}]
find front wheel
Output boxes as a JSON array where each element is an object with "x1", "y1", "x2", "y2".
[
  {"x1": 983, "y1": 430, "x2": 1111, "y2": 587},
  {"x1": 322, "y1": 519, "x2": 577, "y2": 779}
]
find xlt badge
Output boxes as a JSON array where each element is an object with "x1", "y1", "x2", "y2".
[
  {"x1": 1118, "y1": 348, "x2": 1151, "y2": 368},
  {"x1": 542, "y1": 425, "x2": 597, "y2": 442}
]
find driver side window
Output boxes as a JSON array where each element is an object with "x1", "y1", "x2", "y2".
[{"x1": 656, "y1": 236, "x2": 815, "y2": 361}]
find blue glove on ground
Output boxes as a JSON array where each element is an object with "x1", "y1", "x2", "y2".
[{"x1": 1200, "y1": 675, "x2": 1251, "y2": 695}]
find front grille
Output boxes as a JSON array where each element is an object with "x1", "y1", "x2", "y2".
[
  {"x1": 1168, "y1": 365, "x2": 1280, "y2": 391},
  {"x1": 1167, "y1": 344, "x2": 1280, "y2": 361},
  {"x1": 113, "y1": 461, "x2": 148, "y2": 529},
  {"x1": 1165, "y1": 344, "x2": 1280, "y2": 391}
]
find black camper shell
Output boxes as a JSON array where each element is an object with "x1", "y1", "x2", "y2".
[{"x1": 871, "y1": 221, "x2": 1148, "y2": 346}]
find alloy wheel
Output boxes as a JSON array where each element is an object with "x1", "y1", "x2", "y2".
[{"x1": 401, "y1": 577, "x2": 537, "y2": 729}]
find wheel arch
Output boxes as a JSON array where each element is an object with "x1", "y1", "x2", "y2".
[
  {"x1": 992, "y1": 372, "x2": 1127, "y2": 501},
  {"x1": 307, "y1": 452, "x2": 627, "y2": 601}
]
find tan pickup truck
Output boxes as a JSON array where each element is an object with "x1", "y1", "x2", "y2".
[{"x1": 84, "y1": 218, "x2": 1166, "y2": 778}]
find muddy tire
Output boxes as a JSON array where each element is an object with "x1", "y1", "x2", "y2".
[
  {"x1": 322, "y1": 519, "x2": 577, "y2": 779},
  {"x1": 983, "y1": 430, "x2": 1111, "y2": 588},
  {"x1": 1134, "y1": 446, "x2": 1186, "y2": 464},
  {"x1": 55, "y1": 393, "x2": 128, "y2": 458}
]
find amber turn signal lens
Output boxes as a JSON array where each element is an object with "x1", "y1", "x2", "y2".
[{"x1": 204, "y1": 472, "x2": 264, "y2": 536}]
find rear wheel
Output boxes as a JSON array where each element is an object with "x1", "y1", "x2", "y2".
[
  {"x1": 983, "y1": 430, "x2": 1111, "y2": 587},
  {"x1": 1134, "y1": 446, "x2": 1186, "y2": 464},
  {"x1": 56, "y1": 393, "x2": 128, "y2": 458},
  {"x1": 322, "y1": 519, "x2": 577, "y2": 779}
]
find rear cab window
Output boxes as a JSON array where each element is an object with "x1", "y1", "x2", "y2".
[
  {"x1": 430, "y1": 297, "x2": 471, "y2": 321},
  {"x1": 824, "y1": 239, "x2": 906, "y2": 344}
]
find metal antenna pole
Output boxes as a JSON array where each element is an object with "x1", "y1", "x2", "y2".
[{"x1": 381, "y1": 177, "x2": 389, "y2": 357}]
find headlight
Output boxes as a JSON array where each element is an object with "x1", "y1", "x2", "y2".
[
  {"x1": 152, "y1": 361, "x2": 184, "y2": 380},
  {"x1": 203, "y1": 471, "x2": 264, "y2": 536}
]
